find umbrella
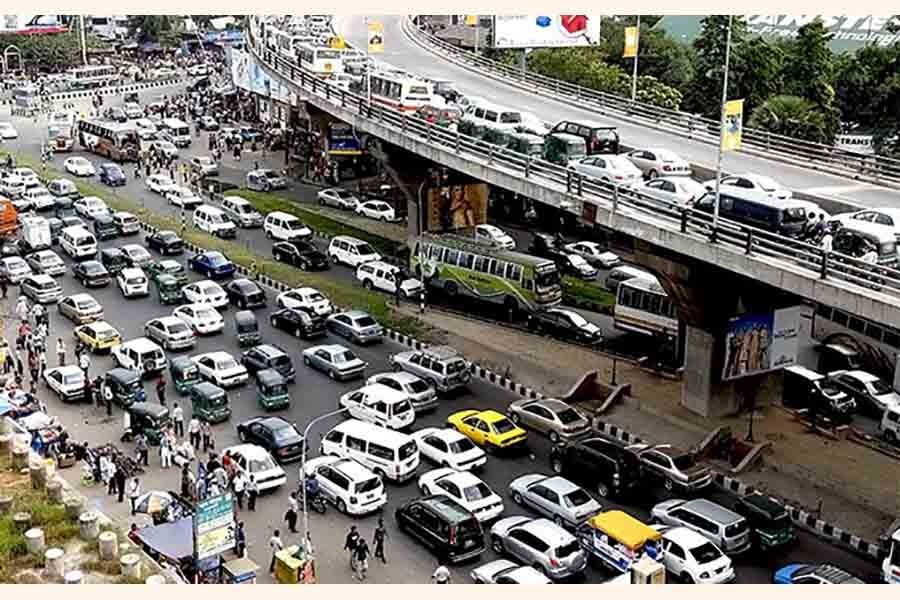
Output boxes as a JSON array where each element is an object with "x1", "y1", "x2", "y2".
[{"x1": 134, "y1": 491, "x2": 174, "y2": 515}]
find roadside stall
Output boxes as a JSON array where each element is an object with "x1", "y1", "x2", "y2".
[
  {"x1": 274, "y1": 545, "x2": 316, "y2": 584},
  {"x1": 222, "y1": 557, "x2": 259, "y2": 584}
]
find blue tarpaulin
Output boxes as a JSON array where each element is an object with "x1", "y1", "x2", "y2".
[{"x1": 134, "y1": 517, "x2": 194, "y2": 561}]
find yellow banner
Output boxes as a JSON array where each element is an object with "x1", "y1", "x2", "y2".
[
  {"x1": 722, "y1": 99, "x2": 744, "y2": 152},
  {"x1": 623, "y1": 26, "x2": 639, "y2": 58},
  {"x1": 368, "y1": 22, "x2": 384, "y2": 54},
  {"x1": 465, "y1": 15, "x2": 478, "y2": 26}
]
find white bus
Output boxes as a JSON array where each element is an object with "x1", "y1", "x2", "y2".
[
  {"x1": 67, "y1": 65, "x2": 119, "y2": 89},
  {"x1": 89, "y1": 15, "x2": 130, "y2": 41},
  {"x1": 296, "y1": 43, "x2": 343, "y2": 77},
  {"x1": 369, "y1": 71, "x2": 434, "y2": 112},
  {"x1": 159, "y1": 118, "x2": 192, "y2": 148},
  {"x1": 271, "y1": 28, "x2": 294, "y2": 59},
  {"x1": 613, "y1": 276, "x2": 679, "y2": 338}
]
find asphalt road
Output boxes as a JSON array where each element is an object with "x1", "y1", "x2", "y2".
[
  {"x1": 0, "y1": 91, "x2": 885, "y2": 584},
  {"x1": 335, "y1": 15, "x2": 898, "y2": 210}
]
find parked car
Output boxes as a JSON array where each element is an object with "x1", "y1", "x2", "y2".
[
  {"x1": 317, "y1": 188, "x2": 360, "y2": 210},
  {"x1": 562, "y1": 241, "x2": 620, "y2": 269},
  {"x1": 527, "y1": 308, "x2": 603, "y2": 346},
  {"x1": 355, "y1": 200, "x2": 396, "y2": 222},
  {"x1": 827, "y1": 370, "x2": 900, "y2": 418},
  {"x1": 474, "y1": 224, "x2": 515, "y2": 250},
  {"x1": 325, "y1": 310, "x2": 383, "y2": 345}
]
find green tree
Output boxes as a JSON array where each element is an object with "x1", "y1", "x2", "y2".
[
  {"x1": 128, "y1": 15, "x2": 182, "y2": 47},
  {"x1": 597, "y1": 19, "x2": 695, "y2": 89},
  {"x1": 834, "y1": 44, "x2": 900, "y2": 150},
  {"x1": 0, "y1": 32, "x2": 110, "y2": 70},
  {"x1": 748, "y1": 95, "x2": 830, "y2": 143},
  {"x1": 732, "y1": 37, "x2": 785, "y2": 117},
  {"x1": 682, "y1": 16, "x2": 748, "y2": 115},
  {"x1": 782, "y1": 19, "x2": 834, "y2": 105}
]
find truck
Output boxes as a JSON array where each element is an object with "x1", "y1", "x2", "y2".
[
  {"x1": 20, "y1": 215, "x2": 51, "y2": 253},
  {"x1": 0, "y1": 198, "x2": 18, "y2": 240}
]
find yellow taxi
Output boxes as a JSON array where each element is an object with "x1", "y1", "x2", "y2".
[
  {"x1": 74, "y1": 320, "x2": 122, "y2": 354},
  {"x1": 447, "y1": 409, "x2": 528, "y2": 453}
]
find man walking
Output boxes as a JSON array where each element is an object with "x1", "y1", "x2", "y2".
[
  {"x1": 268, "y1": 529, "x2": 284, "y2": 573},
  {"x1": 232, "y1": 470, "x2": 246, "y2": 510},
  {"x1": 114, "y1": 462, "x2": 126, "y2": 504},
  {"x1": 352, "y1": 539, "x2": 370, "y2": 581},
  {"x1": 246, "y1": 475, "x2": 258, "y2": 511},
  {"x1": 284, "y1": 492, "x2": 298, "y2": 534},
  {"x1": 373, "y1": 518, "x2": 387, "y2": 564},
  {"x1": 235, "y1": 521, "x2": 246, "y2": 558},
  {"x1": 172, "y1": 402, "x2": 184, "y2": 437},
  {"x1": 155, "y1": 375, "x2": 167, "y2": 406},
  {"x1": 188, "y1": 416, "x2": 201, "y2": 448},
  {"x1": 135, "y1": 434, "x2": 149, "y2": 467},
  {"x1": 79, "y1": 350, "x2": 91, "y2": 380},
  {"x1": 56, "y1": 338, "x2": 66, "y2": 367},
  {"x1": 344, "y1": 525, "x2": 360, "y2": 568}
]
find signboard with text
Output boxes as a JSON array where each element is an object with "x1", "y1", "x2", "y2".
[
  {"x1": 194, "y1": 493, "x2": 235, "y2": 560},
  {"x1": 493, "y1": 15, "x2": 602, "y2": 49}
]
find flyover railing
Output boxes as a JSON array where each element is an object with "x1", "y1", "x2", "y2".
[
  {"x1": 247, "y1": 19, "x2": 900, "y2": 308},
  {"x1": 403, "y1": 16, "x2": 900, "y2": 188}
]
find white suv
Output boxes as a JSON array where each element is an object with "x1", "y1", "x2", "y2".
[
  {"x1": 302, "y1": 456, "x2": 387, "y2": 515},
  {"x1": 356, "y1": 261, "x2": 424, "y2": 298},
  {"x1": 117, "y1": 267, "x2": 149, "y2": 298}
]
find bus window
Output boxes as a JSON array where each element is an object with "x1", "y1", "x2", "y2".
[
  {"x1": 620, "y1": 287, "x2": 632, "y2": 307},
  {"x1": 491, "y1": 261, "x2": 506, "y2": 277},
  {"x1": 507, "y1": 265, "x2": 522, "y2": 282},
  {"x1": 444, "y1": 249, "x2": 459, "y2": 265},
  {"x1": 461, "y1": 253, "x2": 474, "y2": 270},
  {"x1": 473, "y1": 256, "x2": 486, "y2": 272}
]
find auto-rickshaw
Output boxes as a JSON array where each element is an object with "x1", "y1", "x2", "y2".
[
  {"x1": 507, "y1": 132, "x2": 546, "y2": 158},
  {"x1": 732, "y1": 493, "x2": 795, "y2": 552},
  {"x1": 155, "y1": 274, "x2": 185, "y2": 305},
  {"x1": 121, "y1": 402, "x2": 170, "y2": 446},
  {"x1": 54, "y1": 197, "x2": 75, "y2": 219},
  {"x1": 100, "y1": 248, "x2": 129, "y2": 275},
  {"x1": 543, "y1": 132, "x2": 587, "y2": 165},
  {"x1": 190, "y1": 381, "x2": 231, "y2": 424},
  {"x1": 101, "y1": 367, "x2": 146, "y2": 408},
  {"x1": 235, "y1": 310, "x2": 261, "y2": 348},
  {"x1": 482, "y1": 126, "x2": 511, "y2": 147},
  {"x1": 576, "y1": 510, "x2": 663, "y2": 574},
  {"x1": 256, "y1": 369, "x2": 290, "y2": 411},
  {"x1": 170, "y1": 356, "x2": 201, "y2": 395}
]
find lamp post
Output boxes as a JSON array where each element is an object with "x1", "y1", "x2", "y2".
[
  {"x1": 79, "y1": 15, "x2": 88, "y2": 65},
  {"x1": 712, "y1": 15, "x2": 734, "y2": 233},
  {"x1": 630, "y1": 15, "x2": 641, "y2": 102},
  {"x1": 300, "y1": 407, "x2": 349, "y2": 543}
]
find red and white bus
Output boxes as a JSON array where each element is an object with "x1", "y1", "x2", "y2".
[{"x1": 368, "y1": 71, "x2": 434, "y2": 112}]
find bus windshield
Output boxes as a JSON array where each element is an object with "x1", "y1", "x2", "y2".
[
  {"x1": 317, "y1": 50, "x2": 341, "y2": 60},
  {"x1": 535, "y1": 267, "x2": 561, "y2": 290}
]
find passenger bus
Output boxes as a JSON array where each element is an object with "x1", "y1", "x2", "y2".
[
  {"x1": 369, "y1": 71, "x2": 434, "y2": 112},
  {"x1": 296, "y1": 43, "x2": 343, "y2": 77},
  {"x1": 11, "y1": 85, "x2": 41, "y2": 115},
  {"x1": 67, "y1": 65, "x2": 119, "y2": 89},
  {"x1": 412, "y1": 234, "x2": 562, "y2": 314},
  {"x1": 76, "y1": 118, "x2": 139, "y2": 161},
  {"x1": 613, "y1": 276, "x2": 679, "y2": 338}
]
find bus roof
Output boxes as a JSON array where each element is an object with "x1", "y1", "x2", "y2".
[
  {"x1": 420, "y1": 234, "x2": 554, "y2": 268},
  {"x1": 77, "y1": 118, "x2": 136, "y2": 132},
  {"x1": 620, "y1": 275, "x2": 665, "y2": 294}
]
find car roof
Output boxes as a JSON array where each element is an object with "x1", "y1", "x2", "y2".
[
  {"x1": 519, "y1": 518, "x2": 573, "y2": 544},
  {"x1": 332, "y1": 458, "x2": 379, "y2": 481},
  {"x1": 226, "y1": 444, "x2": 272, "y2": 460},
  {"x1": 416, "y1": 495, "x2": 476, "y2": 523},
  {"x1": 121, "y1": 337, "x2": 160, "y2": 351},
  {"x1": 313, "y1": 344, "x2": 348, "y2": 354},
  {"x1": 681, "y1": 499, "x2": 741, "y2": 523},
  {"x1": 843, "y1": 370, "x2": 878, "y2": 382},
  {"x1": 252, "y1": 344, "x2": 286, "y2": 357},
  {"x1": 663, "y1": 526, "x2": 712, "y2": 549},
  {"x1": 376, "y1": 371, "x2": 420, "y2": 384},
  {"x1": 539, "y1": 475, "x2": 581, "y2": 494}
]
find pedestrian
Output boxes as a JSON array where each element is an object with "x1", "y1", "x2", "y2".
[
  {"x1": 172, "y1": 402, "x2": 184, "y2": 437},
  {"x1": 27, "y1": 352, "x2": 38, "y2": 387},
  {"x1": 180, "y1": 464, "x2": 192, "y2": 498},
  {"x1": 235, "y1": 521, "x2": 246, "y2": 558},
  {"x1": 268, "y1": 529, "x2": 284, "y2": 573},
  {"x1": 214, "y1": 465, "x2": 228, "y2": 491},
  {"x1": 104, "y1": 455, "x2": 116, "y2": 494},
  {"x1": 135, "y1": 433, "x2": 149, "y2": 467},
  {"x1": 344, "y1": 525, "x2": 360, "y2": 567},
  {"x1": 79, "y1": 350, "x2": 90, "y2": 379},
  {"x1": 114, "y1": 464, "x2": 127, "y2": 504},
  {"x1": 201, "y1": 420, "x2": 213, "y2": 451},
  {"x1": 373, "y1": 517, "x2": 387, "y2": 563},
  {"x1": 284, "y1": 491, "x2": 298, "y2": 533},
  {"x1": 155, "y1": 375, "x2": 167, "y2": 406},
  {"x1": 160, "y1": 432, "x2": 172, "y2": 469},
  {"x1": 353, "y1": 538, "x2": 370, "y2": 580},
  {"x1": 232, "y1": 470, "x2": 246, "y2": 509},
  {"x1": 14, "y1": 349, "x2": 22, "y2": 379},
  {"x1": 56, "y1": 338, "x2": 66, "y2": 367},
  {"x1": 821, "y1": 230, "x2": 834, "y2": 254},
  {"x1": 188, "y1": 416, "x2": 201, "y2": 448},
  {"x1": 38, "y1": 350, "x2": 46, "y2": 381},
  {"x1": 127, "y1": 477, "x2": 141, "y2": 515},
  {"x1": 247, "y1": 475, "x2": 258, "y2": 511},
  {"x1": 16, "y1": 297, "x2": 29, "y2": 324},
  {"x1": 432, "y1": 562, "x2": 451, "y2": 584},
  {"x1": 0, "y1": 274, "x2": 7, "y2": 299}
]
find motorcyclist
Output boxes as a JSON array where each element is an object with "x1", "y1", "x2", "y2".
[{"x1": 304, "y1": 472, "x2": 320, "y2": 502}]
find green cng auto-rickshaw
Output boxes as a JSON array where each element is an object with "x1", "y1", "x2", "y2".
[
  {"x1": 235, "y1": 310, "x2": 261, "y2": 348},
  {"x1": 507, "y1": 133, "x2": 546, "y2": 158},
  {"x1": 101, "y1": 367, "x2": 146, "y2": 408},
  {"x1": 543, "y1": 132, "x2": 587, "y2": 165},
  {"x1": 256, "y1": 369, "x2": 290, "y2": 411},
  {"x1": 121, "y1": 402, "x2": 170, "y2": 446},
  {"x1": 170, "y1": 356, "x2": 201, "y2": 395},
  {"x1": 190, "y1": 381, "x2": 231, "y2": 423},
  {"x1": 155, "y1": 274, "x2": 185, "y2": 305},
  {"x1": 147, "y1": 260, "x2": 189, "y2": 286}
]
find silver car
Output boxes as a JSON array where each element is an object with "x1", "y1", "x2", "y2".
[
  {"x1": 58, "y1": 293, "x2": 103, "y2": 324},
  {"x1": 326, "y1": 310, "x2": 383, "y2": 345},
  {"x1": 507, "y1": 398, "x2": 591, "y2": 443},
  {"x1": 317, "y1": 187, "x2": 360, "y2": 210},
  {"x1": 509, "y1": 474, "x2": 601, "y2": 529},
  {"x1": 144, "y1": 316, "x2": 196, "y2": 351},
  {"x1": 25, "y1": 250, "x2": 66, "y2": 277},
  {"x1": 470, "y1": 559, "x2": 551, "y2": 584},
  {"x1": 302, "y1": 344, "x2": 367, "y2": 381},
  {"x1": 490, "y1": 516, "x2": 588, "y2": 580},
  {"x1": 366, "y1": 371, "x2": 438, "y2": 413}
]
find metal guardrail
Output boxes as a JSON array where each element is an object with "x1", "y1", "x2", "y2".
[
  {"x1": 246, "y1": 19, "x2": 900, "y2": 312},
  {"x1": 403, "y1": 16, "x2": 900, "y2": 188}
]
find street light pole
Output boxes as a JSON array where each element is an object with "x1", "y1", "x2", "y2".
[
  {"x1": 630, "y1": 16, "x2": 640, "y2": 102},
  {"x1": 300, "y1": 407, "x2": 349, "y2": 544},
  {"x1": 712, "y1": 15, "x2": 734, "y2": 233},
  {"x1": 79, "y1": 16, "x2": 88, "y2": 65}
]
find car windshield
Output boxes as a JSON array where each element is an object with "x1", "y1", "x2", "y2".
[
  {"x1": 691, "y1": 541, "x2": 723, "y2": 563},
  {"x1": 334, "y1": 351, "x2": 357, "y2": 364},
  {"x1": 126, "y1": 276, "x2": 145, "y2": 285},
  {"x1": 94, "y1": 328, "x2": 117, "y2": 340},
  {"x1": 463, "y1": 482, "x2": 493, "y2": 502},
  {"x1": 672, "y1": 454, "x2": 698, "y2": 471},
  {"x1": 355, "y1": 316, "x2": 377, "y2": 327},
  {"x1": 196, "y1": 308, "x2": 216, "y2": 320},
  {"x1": 336, "y1": 190, "x2": 354, "y2": 199},
  {"x1": 398, "y1": 441, "x2": 417, "y2": 460},
  {"x1": 564, "y1": 312, "x2": 589, "y2": 327},
  {"x1": 407, "y1": 379, "x2": 430, "y2": 393},
  {"x1": 356, "y1": 243, "x2": 375, "y2": 255},
  {"x1": 84, "y1": 264, "x2": 104, "y2": 274},
  {"x1": 286, "y1": 220, "x2": 305, "y2": 230},
  {"x1": 445, "y1": 360, "x2": 467, "y2": 375},
  {"x1": 272, "y1": 426, "x2": 299, "y2": 441},
  {"x1": 868, "y1": 378, "x2": 893, "y2": 395},
  {"x1": 271, "y1": 355, "x2": 291, "y2": 367},
  {"x1": 393, "y1": 400, "x2": 412, "y2": 415},
  {"x1": 217, "y1": 358, "x2": 238, "y2": 370},
  {"x1": 62, "y1": 373, "x2": 83, "y2": 386},
  {"x1": 307, "y1": 292, "x2": 325, "y2": 302},
  {"x1": 448, "y1": 437, "x2": 476, "y2": 453},
  {"x1": 248, "y1": 455, "x2": 277, "y2": 472},
  {"x1": 207, "y1": 254, "x2": 227, "y2": 266},
  {"x1": 168, "y1": 321, "x2": 189, "y2": 334},
  {"x1": 535, "y1": 268, "x2": 561, "y2": 289},
  {"x1": 557, "y1": 408, "x2": 583, "y2": 425},
  {"x1": 563, "y1": 489, "x2": 593, "y2": 508},
  {"x1": 76, "y1": 300, "x2": 97, "y2": 310},
  {"x1": 492, "y1": 418, "x2": 516, "y2": 434},
  {"x1": 355, "y1": 477, "x2": 381, "y2": 494},
  {"x1": 570, "y1": 255, "x2": 589, "y2": 268}
]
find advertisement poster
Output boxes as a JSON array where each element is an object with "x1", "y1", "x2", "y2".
[
  {"x1": 367, "y1": 21, "x2": 384, "y2": 54},
  {"x1": 623, "y1": 25, "x2": 639, "y2": 58},
  {"x1": 194, "y1": 493, "x2": 235, "y2": 560},
  {"x1": 229, "y1": 47, "x2": 293, "y2": 103},
  {"x1": 426, "y1": 183, "x2": 489, "y2": 232},
  {"x1": 722, "y1": 306, "x2": 802, "y2": 381},
  {"x1": 0, "y1": 14, "x2": 68, "y2": 35},
  {"x1": 493, "y1": 15, "x2": 602, "y2": 49},
  {"x1": 722, "y1": 99, "x2": 744, "y2": 153}
]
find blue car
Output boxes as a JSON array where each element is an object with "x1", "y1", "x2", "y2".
[
  {"x1": 98, "y1": 163, "x2": 127, "y2": 187},
  {"x1": 188, "y1": 251, "x2": 236, "y2": 280},
  {"x1": 774, "y1": 564, "x2": 864, "y2": 584}
]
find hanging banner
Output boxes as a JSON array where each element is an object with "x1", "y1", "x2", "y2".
[
  {"x1": 722, "y1": 99, "x2": 744, "y2": 152},
  {"x1": 623, "y1": 25, "x2": 639, "y2": 58},
  {"x1": 465, "y1": 15, "x2": 478, "y2": 26},
  {"x1": 368, "y1": 21, "x2": 384, "y2": 54}
]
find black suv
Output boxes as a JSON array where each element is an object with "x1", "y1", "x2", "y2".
[
  {"x1": 395, "y1": 495, "x2": 485, "y2": 564},
  {"x1": 224, "y1": 278, "x2": 267, "y2": 309},
  {"x1": 549, "y1": 436, "x2": 643, "y2": 499},
  {"x1": 269, "y1": 307, "x2": 326, "y2": 340},
  {"x1": 241, "y1": 344, "x2": 295, "y2": 382}
]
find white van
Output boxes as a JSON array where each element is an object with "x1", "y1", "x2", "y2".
[
  {"x1": 355, "y1": 261, "x2": 424, "y2": 298},
  {"x1": 193, "y1": 205, "x2": 237, "y2": 238},
  {"x1": 328, "y1": 235, "x2": 381, "y2": 267},
  {"x1": 320, "y1": 419, "x2": 420, "y2": 483},
  {"x1": 112, "y1": 337, "x2": 167, "y2": 375},
  {"x1": 263, "y1": 211, "x2": 312, "y2": 241},
  {"x1": 160, "y1": 117, "x2": 191, "y2": 147},
  {"x1": 463, "y1": 99, "x2": 523, "y2": 133},
  {"x1": 303, "y1": 456, "x2": 387, "y2": 515},
  {"x1": 20, "y1": 215, "x2": 52, "y2": 253},
  {"x1": 221, "y1": 196, "x2": 263, "y2": 228},
  {"x1": 60, "y1": 226, "x2": 98, "y2": 261},
  {"x1": 339, "y1": 383, "x2": 416, "y2": 430}
]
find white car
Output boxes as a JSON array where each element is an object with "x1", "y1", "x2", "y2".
[
  {"x1": 0, "y1": 256, "x2": 32, "y2": 284},
  {"x1": 123, "y1": 102, "x2": 143, "y2": 119},
  {"x1": 116, "y1": 267, "x2": 149, "y2": 298},
  {"x1": 173, "y1": 304, "x2": 225, "y2": 335},
  {"x1": 276, "y1": 287, "x2": 333, "y2": 316},
  {"x1": 302, "y1": 456, "x2": 387, "y2": 515},
  {"x1": 120, "y1": 244, "x2": 153, "y2": 268},
  {"x1": 146, "y1": 174, "x2": 178, "y2": 194},
  {"x1": 64, "y1": 157, "x2": 96, "y2": 177},
  {"x1": 22, "y1": 187, "x2": 56, "y2": 211},
  {"x1": 74, "y1": 196, "x2": 110, "y2": 221},
  {"x1": 640, "y1": 177, "x2": 708, "y2": 206},
  {"x1": 656, "y1": 526, "x2": 735, "y2": 584},
  {"x1": 625, "y1": 148, "x2": 691, "y2": 178},
  {"x1": 474, "y1": 224, "x2": 515, "y2": 250},
  {"x1": 317, "y1": 188, "x2": 360, "y2": 210},
  {"x1": 563, "y1": 241, "x2": 620, "y2": 268},
  {"x1": 366, "y1": 371, "x2": 437, "y2": 413},
  {"x1": 355, "y1": 200, "x2": 396, "y2": 222},
  {"x1": 151, "y1": 141, "x2": 179, "y2": 158},
  {"x1": 13, "y1": 168, "x2": 40, "y2": 188},
  {"x1": 0, "y1": 122, "x2": 18, "y2": 139},
  {"x1": 188, "y1": 64, "x2": 210, "y2": 76},
  {"x1": 43, "y1": 365, "x2": 86, "y2": 402},
  {"x1": 569, "y1": 154, "x2": 643, "y2": 186},
  {"x1": 0, "y1": 172, "x2": 25, "y2": 198},
  {"x1": 410, "y1": 427, "x2": 487, "y2": 471},
  {"x1": 339, "y1": 384, "x2": 416, "y2": 430},
  {"x1": 166, "y1": 186, "x2": 202, "y2": 208},
  {"x1": 830, "y1": 208, "x2": 900, "y2": 231},
  {"x1": 470, "y1": 560, "x2": 551, "y2": 584},
  {"x1": 192, "y1": 351, "x2": 249, "y2": 388},
  {"x1": 223, "y1": 444, "x2": 287, "y2": 492},
  {"x1": 184, "y1": 280, "x2": 228, "y2": 309},
  {"x1": 702, "y1": 173, "x2": 791, "y2": 200},
  {"x1": 418, "y1": 467, "x2": 505, "y2": 522}
]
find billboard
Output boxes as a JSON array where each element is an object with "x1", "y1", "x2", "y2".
[
  {"x1": 721, "y1": 306, "x2": 803, "y2": 381},
  {"x1": 722, "y1": 99, "x2": 744, "y2": 153},
  {"x1": 194, "y1": 493, "x2": 235, "y2": 560},
  {"x1": 0, "y1": 14, "x2": 69, "y2": 35},
  {"x1": 493, "y1": 15, "x2": 602, "y2": 49},
  {"x1": 229, "y1": 47, "x2": 293, "y2": 104},
  {"x1": 367, "y1": 21, "x2": 384, "y2": 54},
  {"x1": 426, "y1": 183, "x2": 489, "y2": 233}
]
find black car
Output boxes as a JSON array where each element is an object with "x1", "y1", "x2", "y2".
[
  {"x1": 92, "y1": 214, "x2": 118, "y2": 241},
  {"x1": 549, "y1": 437, "x2": 643, "y2": 499},
  {"x1": 223, "y1": 278, "x2": 266, "y2": 309},
  {"x1": 528, "y1": 232, "x2": 568, "y2": 262},
  {"x1": 241, "y1": 344, "x2": 295, "y2": 382},
  {"x1": 395, "y1": 496, "x2": 486, "y2": 563},
  {"x1": 73, "y1": 260, "x2": 111, "y2": 287},
  {"x1": 236, "y1": 416, "x2": 305, "y2": 463},
  {"x1": 98, "y1": 163, "x2": 127, "y2": 187},
  {"x1": 145, "y1": 230, "x2": 185, "y2": 255},
  {"x1": 527, "y1": 307, "x2": 603, "y2": 346},
  {"x1": 269, "y1": 307, "x2": 326, "y2": 339},
  {"x1": 271, "y1": 240, "x2": 329, "y2": 271}
]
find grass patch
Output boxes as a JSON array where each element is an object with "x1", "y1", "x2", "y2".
[
  {"x1": 82, "y1": 556, "x2": 122, "y2": 576},
  {"x1": 562, "y1": 277, "x2": 616, "y2": 313}
]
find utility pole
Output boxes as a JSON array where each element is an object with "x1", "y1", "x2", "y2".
[
  {"x1": 712, "y1": 15, "x2": 734, "y2": 233},
  {"x1": 630, "y1": 16, "x2": 641, "y2": 102},
  {"x1": 79, "y1": 15, "x2": 88, "y2": 65}
]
